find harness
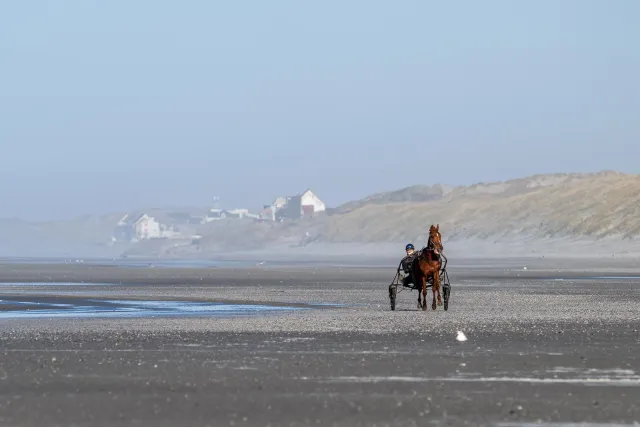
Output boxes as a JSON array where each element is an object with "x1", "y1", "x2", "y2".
[
  {"x1": 399, "y1": 236, "x2": 440, "y2": 274},
  {"x1": 422, "y1": 232, "x2": 444, "y2": 259},
  {"x1": 398, "y1": 231, "x2": 443, "y2": 270}
]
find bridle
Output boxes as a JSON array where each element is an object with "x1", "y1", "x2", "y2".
[{"x1": 421, "y1": 232, "x2": 443, "y2": 260}]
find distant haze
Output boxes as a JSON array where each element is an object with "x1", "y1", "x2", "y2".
[{"x1": 1, "y1": 1, "x2": 638, "y2": 220}]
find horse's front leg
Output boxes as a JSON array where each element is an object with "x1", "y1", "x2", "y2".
[{"x1": 433, "y1": 270, "x2": 442, "y2": 309}]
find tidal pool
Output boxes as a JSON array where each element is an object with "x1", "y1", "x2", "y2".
[{"x1": 0, "y1": 297, "x2": 308, "y2": 319}]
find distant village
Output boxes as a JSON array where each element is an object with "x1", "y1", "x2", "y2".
[{"x1": 111, "y1": 189, "x2": 327, "y2": 244}]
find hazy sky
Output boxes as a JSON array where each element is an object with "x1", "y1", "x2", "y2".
[{"x1": 1, "y1": 1, "x2": 638, "y2": 220}]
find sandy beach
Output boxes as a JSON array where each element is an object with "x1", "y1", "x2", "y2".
[{"x1": 0, "y1": 259, "x2": 639, "y2": 426}]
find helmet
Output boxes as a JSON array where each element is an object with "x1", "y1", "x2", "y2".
[{"x1": 405, "y1": 243, "x2": 415, "y2": 251}]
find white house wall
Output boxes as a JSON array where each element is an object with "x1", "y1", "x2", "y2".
[
  {"x1": 272, "y1": 197, "x2": 287, "y2": 209},
  {"x1": 135, "y1": 217, "x2": 161, "y2": 239},
  {"x1": 301, "y1": 191, "x2": 326, "y2": 212}
]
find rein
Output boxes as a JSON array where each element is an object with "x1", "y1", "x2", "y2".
[
  {"x1": 420, "y1": 235, "x2": 445, "y2": 266},
  {"x1": 421, "y1": 236, "x2": 438, "y2": 255}
]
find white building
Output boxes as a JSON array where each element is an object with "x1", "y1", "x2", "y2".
[
  {"x1": 300, "y1": 189, "x2": 326, "y2": 213},
  {"x1": 113, "y1": 213, "x2": 162, "y2": 243},
  {"x1": 204, "y1": 208, "x2": 227, "y2": 222},
  {"x1": 272, "y1": 197, "x2": 287, "y2": 210},
  {"x1": 227, "y1": 208, "x2": 250, "y2": 218},
  {"x1": 275, "y1": 189, "x2": 327, "y2": 220},
  {"x1": 203, "y1": 208, "x2": 256, "y2": 222}
]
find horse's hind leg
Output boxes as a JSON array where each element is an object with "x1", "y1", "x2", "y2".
[{"x1": 415, "y1": 274, "x2": 423, "y2": 310}]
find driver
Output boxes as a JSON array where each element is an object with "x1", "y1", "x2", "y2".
[{"x1": 398, "y1": 243, "x2": 417, "y2": 287}]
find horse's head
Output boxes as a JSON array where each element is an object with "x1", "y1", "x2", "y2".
[{"x1": 428, "y1": 224, "x2": 443, "y2": 255}]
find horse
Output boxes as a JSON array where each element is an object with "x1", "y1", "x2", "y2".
[{"x1": 412, "y1": 224, "x2": 444, "y2": 311}]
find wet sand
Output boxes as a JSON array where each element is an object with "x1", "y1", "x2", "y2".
[{"x1": 0, "y1": 260, "x2": 639, "y2": 426}]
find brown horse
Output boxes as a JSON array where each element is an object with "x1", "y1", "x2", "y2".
[{"x1": 412, "y1": 224, "x2": 444, "y2": 311}]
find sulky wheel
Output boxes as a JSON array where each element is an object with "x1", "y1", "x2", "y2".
[
  {"x1": 389, "y1": 284, "x2": 397, "y2": 311},
  {"x1": 443, "y1": 283, "x2": 451, "y2": 311}
]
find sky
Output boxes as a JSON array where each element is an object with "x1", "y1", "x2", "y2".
[{"x1": 1, "y1": 0, "x2": 638, "y2": 220}]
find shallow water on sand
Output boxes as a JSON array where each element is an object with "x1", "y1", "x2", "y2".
[{"x1": 0, "y1": 297, "x2": 307, "y2": 319}]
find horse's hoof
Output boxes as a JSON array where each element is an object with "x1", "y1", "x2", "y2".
[
  {"x1": 432, "y1": 303, "x2": 437, "y2": 310},
  {"x1": 438, "y1": 301, "x2": 443, "y2": 306}
]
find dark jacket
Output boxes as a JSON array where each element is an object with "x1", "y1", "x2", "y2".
[{"x1": 399, "y1": 253, "x2": 416, "y2": 274}]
